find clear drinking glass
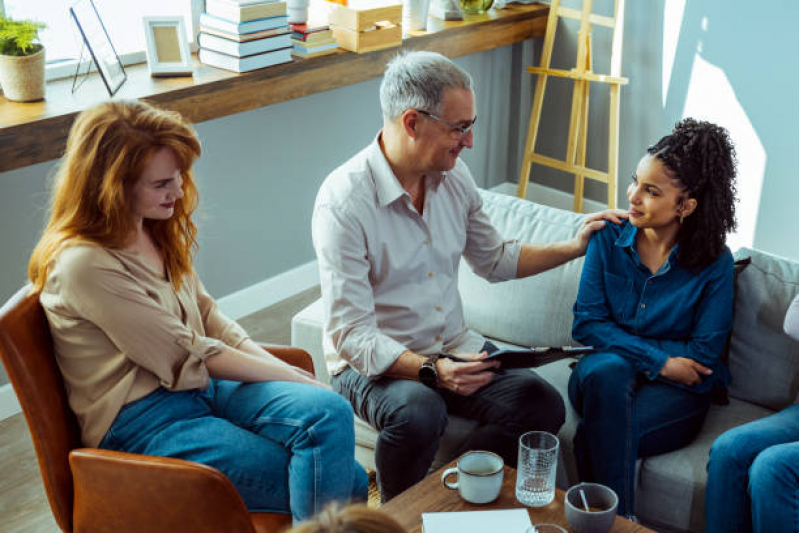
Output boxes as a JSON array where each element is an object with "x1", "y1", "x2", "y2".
[{"x1": 515, "y1": 430, "x2": 559, "y2": 507}]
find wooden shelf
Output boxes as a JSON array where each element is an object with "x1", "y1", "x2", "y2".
[{"x1": 0, "y1": 4, "x2": 548, "y2": 173}]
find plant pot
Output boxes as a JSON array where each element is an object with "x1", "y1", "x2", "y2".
[{"x1": 0, "y1": 47, "x2": 45, "y2": 102}]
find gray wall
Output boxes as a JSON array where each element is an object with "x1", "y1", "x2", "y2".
[
  {"x1": 526, "y1": 0, "x2": 799, "y2": 261},
  {"x1": 0, "y1": 43, "x2": 536, "y2": 386}
]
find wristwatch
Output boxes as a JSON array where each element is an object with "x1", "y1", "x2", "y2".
[{"x1": 419, "y1": 354, "x2": 440, "y2": 388}]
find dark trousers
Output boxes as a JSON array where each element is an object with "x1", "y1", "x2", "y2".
[
  {"x1": 333, "y1": 343, "x2": 565, "y2": 501},
  {"x1": 568, "y1": 352, "x2": 712, "y2": 517}
]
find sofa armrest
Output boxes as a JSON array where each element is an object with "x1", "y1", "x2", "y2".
[
  {"x1": 69, "y1": 448, "x2": 260, "y2": 533},
  {"x1": 257, "y1": 343, "x2": 315, "y2": 376}
]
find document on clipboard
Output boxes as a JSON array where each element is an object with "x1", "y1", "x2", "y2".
[{"x1": 441, "y1": 346, "x2": 595, "y2": 369}]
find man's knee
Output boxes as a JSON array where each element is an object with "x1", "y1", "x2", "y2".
[
  {"x1": 509, "y1": 373, "x2": 565, "y2": 433},
  {"x1": 384, "y1": 385, "x2": 447, "y2": 442},
  {"x1": 537, "y1": 381, "x2": 566, "y2": 433}
]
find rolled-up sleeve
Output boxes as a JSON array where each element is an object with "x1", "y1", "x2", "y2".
[
  {"x1": 313, "y1": 203, "x2": 407, "y2": 378},
  {"x1": 195, "y1": 276, "x2": 249, "y2": 348},
  {"x1": 460, "y1": 171, "x2": 521, "y2": 282},
  {"x1": 56, "y1": 249, "x2": 221, "y2": 391}
]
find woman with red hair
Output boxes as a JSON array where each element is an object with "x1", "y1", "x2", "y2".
[{"x1": 29, "y1": 100, "x2": 367, "y2": 522}]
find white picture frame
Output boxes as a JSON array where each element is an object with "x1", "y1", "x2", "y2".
[{"x1": 142, "y1": 16, "x2": 193, "y2": 77}]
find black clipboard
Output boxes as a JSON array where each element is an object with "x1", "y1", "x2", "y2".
[{"x1": 441, "y1": 346, "x2": 595, "y2": 369}]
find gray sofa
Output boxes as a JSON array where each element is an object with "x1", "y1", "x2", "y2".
[{"x1": 291, "y1": 189, "x2": 799, "y2": 532}]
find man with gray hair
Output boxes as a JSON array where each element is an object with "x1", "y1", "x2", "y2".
[{"x1": 312, "y1": 51, "x2": 624, "y2": 500}]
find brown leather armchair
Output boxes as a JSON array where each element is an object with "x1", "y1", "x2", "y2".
[{"x1": 0, "y1": 286, "x2": 314, "y2": 533}]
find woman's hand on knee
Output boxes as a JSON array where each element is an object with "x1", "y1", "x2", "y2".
[{"x1": 659, "y1": 357, "x2": 712, "y2": 386}]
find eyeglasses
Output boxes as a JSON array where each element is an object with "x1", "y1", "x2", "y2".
[{"x1": 416, "y1": 109, "x2": 477, "y2": 138}]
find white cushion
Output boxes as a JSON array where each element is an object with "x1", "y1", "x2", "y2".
[{"x1": 459, "y1": 190, "x2": 585, "y2": 348}]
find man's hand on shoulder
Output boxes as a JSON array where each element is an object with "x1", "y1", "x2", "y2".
[
  {"x1": 436, "y1": 352, "x2": 499, "y2": 396},
  {"x1": 575, "y1": 209, "x2": 628, "y2": 255}
]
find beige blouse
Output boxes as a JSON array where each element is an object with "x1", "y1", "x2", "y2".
[{"x1": 40, "y1": 244, "x2": 249, "y2": 447}]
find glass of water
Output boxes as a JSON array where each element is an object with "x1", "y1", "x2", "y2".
[{"x1": 515, "y1": 430, "x2": 559, "y2": 507}]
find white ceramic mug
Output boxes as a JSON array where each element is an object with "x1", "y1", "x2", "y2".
[{"x1": 441, "y1": 450, "x2": 504, "y2": 504}]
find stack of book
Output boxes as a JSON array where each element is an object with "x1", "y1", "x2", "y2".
[
  {"x1": 198, "y1": 0, "x2": 293, "y2": 73},
  {"x1": 290, "y1": 22, "x2": 338, "y2": 59}
]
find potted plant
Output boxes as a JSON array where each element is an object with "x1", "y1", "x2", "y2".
[{"x1": 0, "y1": 15, "x2": 46, "y2": 102}]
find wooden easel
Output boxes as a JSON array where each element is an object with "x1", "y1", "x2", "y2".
[{"x1": 516, "y1": 0, "x2": 628, "y2": 211}]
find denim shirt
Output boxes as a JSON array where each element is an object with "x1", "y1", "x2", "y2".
[{"x1": 572, "y1": 221, "x2": 734, "y2": 393}]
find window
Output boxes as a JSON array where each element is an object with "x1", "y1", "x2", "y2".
[{"x1": 1, "y1": 0, "x2": 200, "y2": 80}]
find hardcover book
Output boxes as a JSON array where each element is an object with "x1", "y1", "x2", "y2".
[
  {"x1": 291, "y1": 36, "x2": 336, "y2": 49},
  {"x1": 199, "y1": 32, "x2": 292, "y2": 57},
  {"x1": 199, "y1": 47, "x2": 292, "y2": 72},
  {"x1": 291, "y1": 41, "x2": 338, "y2": 58},
  {"x1": 199, "y1": 13, "x2": 289, "y2": 35},
  {"x1": 199, "y1": 24, "x2": 290, "y2": 42},
  {"x1": 206, "y1": 0, "x2": 287, "y2": 22}
]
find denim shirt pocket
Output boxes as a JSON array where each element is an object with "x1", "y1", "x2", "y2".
[{"x1": 604, "y1": 271, "x2": 635, "y2": 323}]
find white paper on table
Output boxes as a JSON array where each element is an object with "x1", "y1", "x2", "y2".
[{"x1": 422, "y1": 509, "x2": 532, "y2": 533}]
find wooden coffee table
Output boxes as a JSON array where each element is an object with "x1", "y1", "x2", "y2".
[{"x1": 381, "y1": 460, "x2": 654, "y2": 532}]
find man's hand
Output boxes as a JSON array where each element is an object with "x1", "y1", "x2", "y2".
[
  {"x1": 659, "y1": 357, "x2": 712, "y2": 386},
  {"x1": 575, "y1": 209, "x2": 629, "y2": 255},
  {"x1": 436, "y1": 352, "x2": 500, "y2": 396}
]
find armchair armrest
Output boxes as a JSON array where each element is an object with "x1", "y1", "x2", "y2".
[
  {"x1": 257, "y1": 343, "x2": 315, "y2": 376},
  {"x1": 70, "y1": 448, "x2": 260, "y2": 533}
]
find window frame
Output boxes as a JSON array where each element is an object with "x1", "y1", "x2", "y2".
[{"x1": 0, "y1": 0, "x2": 202, "y2": 81}]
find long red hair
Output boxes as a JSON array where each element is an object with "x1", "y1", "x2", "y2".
[{"x1": 29, "y1": 100, "x2": 202, "y2": 291}]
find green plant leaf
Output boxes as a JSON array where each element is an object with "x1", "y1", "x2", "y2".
[{"x1": 0, "y1": 15, "x2": 46, "y2": 56}]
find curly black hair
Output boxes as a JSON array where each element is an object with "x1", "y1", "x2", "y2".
[{"x1": 647, "y1": 118, "x2": 738, "y2": 270}]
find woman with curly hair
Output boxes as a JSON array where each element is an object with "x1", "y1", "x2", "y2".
[
  {"x1": 28, "y1": 100, "x2": 367, "y2": 521},
  {"x1": 567, "y1": 118, "x2": 738, "y2": 518}
]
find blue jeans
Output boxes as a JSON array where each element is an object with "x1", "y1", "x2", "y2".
[
  {"x1": 334, "y1": 342, "x2": 565, "y2": 502},
  {"x1": 705, "y1": 404, "x2": 799, "y2": 533},
  {"x1": 99, "y1": 379, "x2": 368, "y2": 521},
  {"x1": 568, "y1": 352, "x2": 711, "y2": 517}
]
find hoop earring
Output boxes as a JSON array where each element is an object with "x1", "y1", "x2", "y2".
[{"x1": 679, "y1": 212, "x2": 685, "y2": 225}]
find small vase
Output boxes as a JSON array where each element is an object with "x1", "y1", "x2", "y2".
[
  {"x1": 403, "y1": 0, "x2": 432, "y2": 30},
  {"x1": 460, "y1": 0, "x2": 494, "y2": 14},
  {"x1": 0, "y1": 47, "x2": 45, "y2": 102}
]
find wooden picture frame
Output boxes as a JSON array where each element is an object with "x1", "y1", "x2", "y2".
[
  {"x1": 69, "y1": 0, "x2": 127, "y2": 96},
  {"x1": 142, "y1": 16, "x2": 193, "y2": 77}
]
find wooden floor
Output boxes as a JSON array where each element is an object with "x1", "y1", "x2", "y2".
[{"x1": 0, "y1": 286, "x2": 321, "y2": 533}]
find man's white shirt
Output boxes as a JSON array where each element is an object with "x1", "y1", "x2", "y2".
[{"x1": 312, "y1": 134, "x2": 521, "y2": 378}]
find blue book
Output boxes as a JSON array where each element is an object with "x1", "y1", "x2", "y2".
[
  {"x1": 199, "y1": 47, "x2": 292, "y2": 73},
  {"x1": 199, "y1": 13, "x2": 289, "y2": 35},
  {"x1": 199, "y1": 32, "x2": 291, "y2": 57}
]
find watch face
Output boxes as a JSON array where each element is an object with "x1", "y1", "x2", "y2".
[{"x1": 419, "y1": 362, "x2": 437, "y2": 387}]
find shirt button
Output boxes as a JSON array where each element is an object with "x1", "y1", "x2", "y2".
[
  {"x1": 435, "y1": 335, "x2": 442, "y2": 341},
  {"x1": 435, "y1": 306, "x2": 442, "y2": 312},
  {"x1": 424, "y1": 239, "x2": 431, "y2": 246},
  {"x1": 428, "y1": 272, "x2": 434, "y2": 278},
  {"x1": 641, "y1": 303, "x2": 646, "y2": 309}
]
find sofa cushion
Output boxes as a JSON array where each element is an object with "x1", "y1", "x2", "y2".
[
  {"x1": 459, "y1": 190, "x2": 585, "y2": 348},
  {"x1": 727, "y1": 247, "x2": 799, "y2": 410}
]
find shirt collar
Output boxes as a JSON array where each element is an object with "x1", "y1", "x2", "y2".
[
  {"x1": 367, "y1": 131, "x2": 445, "y2": 207},
  {"x1": 614, "y1": 221, "x2": 680, "y2": 275}
]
